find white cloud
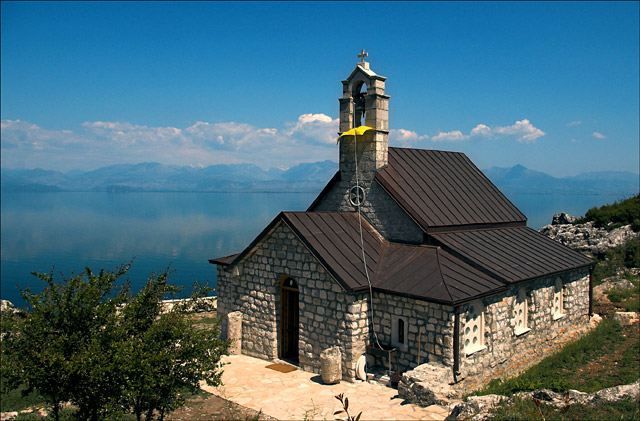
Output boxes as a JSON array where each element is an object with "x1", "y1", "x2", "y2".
[
  {"x1": 0, "y1": 116, "x2": 548, "y2": 171},
  {"x1": 428, "y1": 119, "x2": 545, "y2": 143},
  {"x1": 431, "y1": 130, "x2": 469, "y2": 142},
  {"x1": 567, "y1": 121, "x2": 582, "y2": 127},
  {"x1": 83, "y1": 121, "x2": 187, "y2": 146},
  {"x1": 183, "y1": 121, "x2": 277, "y2": 149},
  {"x1": 493, "y1": 119, "x2": 546, "y2": 143},
  {"x1": 389, "y1": 129, "x2": 429, "y2": 146},
  {"x1": 284, "y1": 113, "x2": 338, "y2": 145},
  {"x1": 470, "y1": 124, "x2": 491, "y2": 137},
  {"x1": 592, "y1": 132, "x2": 606, "y2": 139},
  {"x1": 1, "y1": 115, "x2": 339, "y2": 171},
  {"x1": 1, "y1": 119, "x2": 89, "y2": 150}
]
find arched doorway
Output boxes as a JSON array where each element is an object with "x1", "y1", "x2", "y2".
[{"x1": 279, "y1": 276, "x2": 299, "y2": 362}]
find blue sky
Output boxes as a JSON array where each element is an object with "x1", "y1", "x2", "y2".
[{"x1": 2, "y1": 1, "x2": 638, "y2": 177}]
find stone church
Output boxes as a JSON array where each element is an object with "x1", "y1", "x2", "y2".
[{"x1": 211, "y1": 53, "x2": 594, "y2": 391}]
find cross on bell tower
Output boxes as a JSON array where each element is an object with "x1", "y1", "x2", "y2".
[{"x1": 357, "y1": 49, "x2": 370, "y2": 71}]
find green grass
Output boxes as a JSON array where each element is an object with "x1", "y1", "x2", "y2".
[
  {"x1": 491, "y1": 396, "x2": 640, "y2": 421},
  {"x1": 592, "y1": 237, "x2": 640, "y2": 285},
  {"x1": 0, "y1": 379, "x2": 47, "y2": 412},
  {"x1": 473, "y1": 318, "x2": 632, "y2": 396},
  {"x1": 606, "y1": 278, "x2": 640, "y2": 312}
]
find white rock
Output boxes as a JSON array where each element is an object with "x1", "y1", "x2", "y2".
[{"x1": 612, "y1": 311, "x2": 639, "y2": 326}]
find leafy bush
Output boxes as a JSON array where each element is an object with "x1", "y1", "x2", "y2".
[
  {"x1": 574, "y1": 194, "x2": 640, "y2": 231},
  {"x1": 0, "y1": 264, "x2": 228, "y2": 421},
  {"x1": 592, "y1": 237, "x2": 640, "y2": 284}
]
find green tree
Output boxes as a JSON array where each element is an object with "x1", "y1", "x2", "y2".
[
  {"x1": 115, "y1": 272, "x2": 228, "y2": 420},
  {"x1": 1, "y1": 265, "x2": 129, "y2": 420},
  {"x1": 1, "y1": 264, "x2": 228, "y2": 420}
]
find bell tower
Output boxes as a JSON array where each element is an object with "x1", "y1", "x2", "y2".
[{"x1": 338, "y1": 50, "x2": 390, "y2": 181}]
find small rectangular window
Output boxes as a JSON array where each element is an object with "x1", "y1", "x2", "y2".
[{"x1": 391, "y1": 315, "x2": 408, "y2": 351}]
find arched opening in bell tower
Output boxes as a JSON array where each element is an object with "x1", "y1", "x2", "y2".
[{"x1": 352, "y1": 82, "x2": 367, "y2": 127}]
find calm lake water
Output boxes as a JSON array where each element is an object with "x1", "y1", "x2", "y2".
[{"x1": 0, "y1": 191, "x2": 629, "y2": 307}]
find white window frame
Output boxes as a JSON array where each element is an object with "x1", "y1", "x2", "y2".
[
  {"x1": 514, "y1": 288, "x2": 531, "y2": 336},
  {"x1": 464, "y1": 300, "x2": 486, "y2": 356},
  {"x1": 552, "y1": 277, "x2": 565, "y2": 320},
  {"x1": 391, "y1": 315, "x2": 408, "y2": 351}
]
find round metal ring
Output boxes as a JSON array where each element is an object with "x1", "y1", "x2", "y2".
[{"x1": 349, "y1": 185, "x2": 366, "y2": 207}]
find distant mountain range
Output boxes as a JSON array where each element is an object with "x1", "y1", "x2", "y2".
[
  {"x1": 1, "y1": 161, "x2": 638, "y2": 195},
  {"x1": 482, "y1": 164, "x2": 639, "y2": 195},
  {"x1": 0, "y1": 161, "x2": 338, "y2": 193}
]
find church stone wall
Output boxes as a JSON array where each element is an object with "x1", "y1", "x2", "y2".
[
  {"x1": 455, "y1": 267, "x2": 590, "y2": 392},
  {"x1": 371, "y1": 292, "x2": 455, "y2": 373},
  {"x1": 216, "y1": 221, "x2": 369, "y2": 380},
  {"x1": 313, "y1": 179, "x2": 423, "y2": 244}
]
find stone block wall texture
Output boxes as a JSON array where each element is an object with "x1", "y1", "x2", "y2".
[
  {"x1": 371, "y1": 292, "x2": 454, "y2": 373},
  {"x1": 216, "y1": 221, "x2": 368, "y2": 380},
  {"x1": 312, "y1": 178, "x2": 423, "y2": 244},
  {"x1": 454, "y1": 267, "x2": 590, "y2": 392}
]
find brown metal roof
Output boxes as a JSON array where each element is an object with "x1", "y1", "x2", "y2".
[
  {"x1": 282, "y1": 211, "x2": 385, "y2": 292},
  {"x1": 374, "y1": 243, "x2": 505, "y2": 303},
  {"x1": 375, "y1": 148, "x2": 527, "y2": 230},
  {"x1": 211, "y1": 211, "x2": 507, "y2": 304},
  {"x1": 209, "y1": 253, "x2": 240, "y2": 266},
  {"x1": 430, "y1": 226, "x2": 594, "y2": 284},
  {"x1": 210, "y1": 146, "x2": 594, "y2": 303}
]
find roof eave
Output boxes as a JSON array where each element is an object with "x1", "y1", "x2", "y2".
[
  {"x1": 352, "y1": 285, "x2": 508, "y2": 306},
  {"x1": 509, "y1": 261, "x2": 596, "y2": 284}
]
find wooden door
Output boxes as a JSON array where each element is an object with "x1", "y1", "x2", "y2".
[{"x1": 280, "y1": 277, "x2": 299, "y2": 361}]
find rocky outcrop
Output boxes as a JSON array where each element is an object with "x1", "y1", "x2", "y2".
[
  {"x1": 445, "y1": 394, "x2": 508, "y2": 420},
  {"x1": 398, "y1": 362, "x2": 459, "y2": 407},
  {"x1": 1, "y1": 300, "x2": 17, "y2": 313},
  {"x1": 446, "y1": 380, "x2": 640, "y2": 420},
  {"x1": 593, "y1": 275, "x2": 636, "y2": 302},
  {"x1": 0, "y1": 300, "x2": 25, "y2": 317},
  {"x1": 552, "y1": 212, "x2": 576, "y2": 225},
  {"x1": 538, "y1": 214, "x2": 637, "y2": 256}
]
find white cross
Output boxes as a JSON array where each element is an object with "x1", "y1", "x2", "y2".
[{"x1": 358, "y1": 49, "x2": 368, "y2": 63}]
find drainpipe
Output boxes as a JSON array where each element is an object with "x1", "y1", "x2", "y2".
[
  {"x1": 588, "y1": 266, "x2": 594, "y2": 317},
  {"x1": 453, "y1": 305, "x2": 461, "y2": 382}
]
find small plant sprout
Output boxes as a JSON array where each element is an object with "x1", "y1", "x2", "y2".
[{"x1": 334, "y1": 393, "x2": 362, "y2": 421}]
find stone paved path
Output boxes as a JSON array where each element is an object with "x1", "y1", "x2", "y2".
[{"x1": 201, "y1": 355, "x2": 455, "y2": 420}]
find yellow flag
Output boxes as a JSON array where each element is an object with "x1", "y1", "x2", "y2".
[{"x1": 337, "y1": 126, "x2": 374, "y2": 143}]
